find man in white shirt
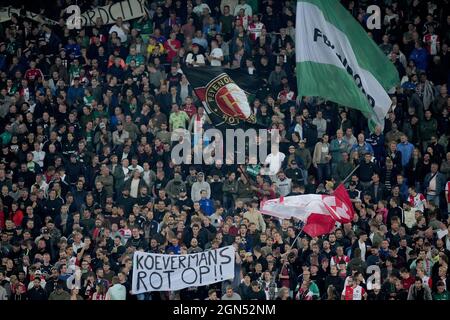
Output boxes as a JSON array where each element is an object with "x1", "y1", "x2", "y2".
[
  {"x1": 128, "y1": 157, "x2": 144, "y2": 173},
  {"x1": 233, "y1": 0, "x2": 252, "y2": 17},
  {"x1": 312, "y1": 110, "x2": 327, "y2": 139},
  {"x1": 264, "y1": 146, "x2": 286, "y2": 177},
  {"x1": 32, "y1": 142, "x2": 45, "y2": 167},
  {"x1": 207, "y1": 40, "x2": 224, "y2": 66},
  {"x1": 109, "y1": 17, "x2": 129, "y2": 43}
]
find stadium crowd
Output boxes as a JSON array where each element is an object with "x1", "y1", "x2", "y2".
[{"x1": 0, "y1": 0, "x2": 449, "y2": 301}]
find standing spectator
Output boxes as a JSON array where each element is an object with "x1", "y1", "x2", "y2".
[
  {"x1": 313, "y1": 134, "x2": 331, "y2": 184},
  {"x1": 423, "y1": 163, "x2": 446, "y2": 208}
]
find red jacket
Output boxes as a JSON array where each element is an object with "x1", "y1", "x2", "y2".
[
  {"x1": 0, "y1": 210, "x2": 5, "y2": 229},
  {"x1": 11, "y1": 209, "x2": 24, "y2": 227},
  {"x1": 401, "y1": 276, "x2": 415, "y2": 290}
]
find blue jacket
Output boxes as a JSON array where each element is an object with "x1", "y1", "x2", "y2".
[
  {"x1": 199, "y1": 198, "x2": 214, "y2": 216},
  {"x1": 67, "y1": 85, "x2": 84, "y2": 106},
  {"x1": 397, "y1": 142, "x2": 414, "y2": 167},
  {"x1": 351, "y1": 142, "x2": 374, "y2": 156},
  {"x1": 409, "y1": 48, "x2": 428, "y2": 71}
]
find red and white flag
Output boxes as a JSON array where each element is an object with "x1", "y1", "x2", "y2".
[{"x1": 260, "y1": 184, "x2": 355, "y2": 237}]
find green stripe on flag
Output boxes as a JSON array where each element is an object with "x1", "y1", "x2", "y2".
[
  {"x1": 296, "y1": 61, "x2": 373, "y2": 119},
  {"x1": 297, "y1": 0, "x2": 398, "y2": 91}
]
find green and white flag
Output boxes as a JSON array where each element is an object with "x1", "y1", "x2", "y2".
[{"x1": 295, "y1": 0, "x2": 399, "y2": 130}]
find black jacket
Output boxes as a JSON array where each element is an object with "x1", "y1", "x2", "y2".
[
  {"x1": 126, "y1": 236, "x2": 148, "y2": 251},
  {"x1": 27, "y1": 286, "x2": 48, "y2": 300}
]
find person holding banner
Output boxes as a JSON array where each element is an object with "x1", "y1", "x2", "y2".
[{"x1": 0, "y1": 0, "x2": 449, "y2": 304}]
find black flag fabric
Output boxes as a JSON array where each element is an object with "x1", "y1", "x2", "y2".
[{"x1": 182, "y1": 66, "x2": 262, "y2": 128}]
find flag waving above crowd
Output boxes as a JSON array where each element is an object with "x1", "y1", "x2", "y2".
[
  {"x1": 0, "y1": 0, "x2": 448, "y2": 306},
  {"x1": 260, "y1": 184, "x2": 355, "y2": 237},
  {"x1": 295, "y1": 0, "x2": 399, "y2": 130},
  {"x1": 183, "y1": 67, "x2": 262, "y2": 128}
]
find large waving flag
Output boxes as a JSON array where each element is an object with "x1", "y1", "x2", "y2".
[
  {"x1": 260, "y1": 184, "x2": 355, "y2": 237},
  {"x1": 183, "y1": 67, "x2": 263, "y2": 128},
  {"x1": 295, "y1": 0, "x2": 399, "y2": 130}
]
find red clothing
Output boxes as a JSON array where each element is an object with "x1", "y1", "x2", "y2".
[
  {"x1": 377, "y1": 208, "x2": 389, "y2": 224},
  {"x1": 343, "y1": 285, "x2": 365, "y2": 300},
  {"x1": 0, "y1": 210, "x2": 5, "y2": 229},
  {"x1": 408, "y1": 193, "x2": 426, "y2": 211},
  {"x1": 280, "y1": 266, "x2": 290, "y2": 288},
  {"x1": 164, "y1": 39, "x2": 181, "y2": 63},
  {"x1": 183, "y1": 104, "x2": 197, "y2": 118},
  {"x1": 331, "y1": 254, "x2": 351, "y2": 266},
  {"x1": 401, "y1": 276, "x2": 415, "y2": 290},
  {"x1": 11, "y1": 209, "x2": 24, "y2": 227},
  {"x1": 235, "y1": 15, "x2": 251, "y2": 30},
  {"x1": 24, "y1": 68, "x2": 44, "y2": 82},
  {"x1": 423, "y1": 33, "x2": 440, "y2": 55},
  {"x1": 228, "y1": 225, "x2": 239, "y2": 236},
  {"x1": 92, "y1": 227, "x2": 101, "y2": 240}
]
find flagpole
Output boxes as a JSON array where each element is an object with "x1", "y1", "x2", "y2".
[
  {"x1": 288, "y1": 225, "x2": 304, "y2": 250},
  {"x1": 340, "y1": 164, "x2": 360, "y2": 187},
  {"x1": 278, "y1": 224, "x2": 304, "y2": 278}
]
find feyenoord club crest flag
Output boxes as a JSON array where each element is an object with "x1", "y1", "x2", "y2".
[{"x1": 183, "y1": 67, "x2": 261, "y2": 128}]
